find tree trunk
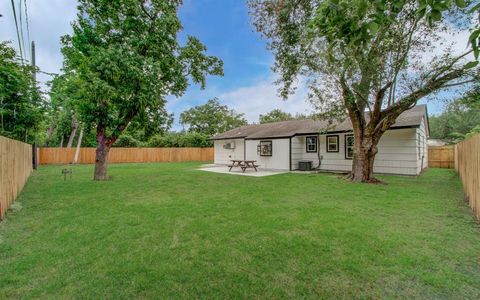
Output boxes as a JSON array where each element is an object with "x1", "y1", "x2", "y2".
[
  {"x1": 67, "y1": 117, "x2": 79, "y2": 148},
  {"x1": 94, "y1": 128, "x2": 110, "y2": 181},
  {"x1": 73, "y1": 125, "x2": 84, "y2": 164},
  {"x1": 350, "y1": 132, "x2": 380, "y2": 183}
]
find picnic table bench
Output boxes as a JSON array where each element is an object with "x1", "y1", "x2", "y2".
[{"x1": 228, "y1": 160, "x2": 259, "y2": 173}]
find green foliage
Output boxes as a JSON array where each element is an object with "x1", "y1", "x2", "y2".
[
  {"x1": 0, "y1": 41, "x2": 45, "y2": 143},
  {"x1": 123, "y1": 109, "x2": 174, "y2": 142},
  {"x1": 113, "y1": 134, "x2": 142, "y2": 147},
  {"x1": 259, "y1": 109, "x2": 294, "y2": 123},
  {"x1": 465, "y1": 125, "x2": 480, "y2": 139},
  {"x1": 180, "y1": 98, "x2": 247, "y2": 136},
  {"x1": 148, "y1": 132, "x2": 212, "y2": 148},
  {"x1": 259, "y1": 109, "x2": 310, "y2": 123},
  {"x1": 419, "y1": 0, "x2": 480, "y2": 58},
  {"x1": 46, "y1": 73, "x2": 85, "y2": 146},
  {"x1": 1, "y1": 165, "x2": 480, "y2": 298},
  {"x1": 60, "y1": 0, "x2": 223, "y2": 148},
  {"x1": 429, "y1": 87, "x2": 480, "y2": 143}
]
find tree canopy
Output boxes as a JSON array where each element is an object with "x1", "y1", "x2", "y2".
[
  {"x1": 259, "y1": 109, "x2": 294, "y2": 123},
  {"x1": 180, "y1": 98, "x2": 248, "y2": 136},
  {"x1": 0, "y1": 41, "x2": 44, "y2": 143},
  {"x1": 259, "y1": 109, "x2": 310, "y2": 123},
  {"x1": 249, "y1": 0, "x2": 479, "y2": 182},
  {"x1": 60, "y1": 0, "x2": 223, "y2": 179}
]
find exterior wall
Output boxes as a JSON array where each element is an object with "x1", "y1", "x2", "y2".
[
  {"x1": 291, "y1": 128, "x2": 422, "y2": 175},
  {"x1": 291, "y1": 135, "x2": 322, "y2": 170},
  {"x1": 213, "y1": 139, "x2": 245, "y2": 165},
  {"x1": 416, "y1": 117, "x2": 429, "y2": 173},
  {"x1": 214, "y1": 120, "x2": 428, "y2": 175},
  {"x1": 245, "y1": 139, "x2": 290, "y2": 170}
]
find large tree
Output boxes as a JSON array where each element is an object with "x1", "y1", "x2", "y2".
[
  {"x1": 0, "y1": 41, "x2": 44, "y2": 143},
  {"x1": 249, "y1": 0, "x2": 479, "y2": 182},
  {"x1": 61, "y1": 0, "x2": 223, "y2": 180},
  {"x1": 179, "y1": 98, "x2": 248, "y2": 136}
]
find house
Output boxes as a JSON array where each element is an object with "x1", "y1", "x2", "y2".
[{"x1": 211, "y1": 105, "x2": 429, "y2": 176}]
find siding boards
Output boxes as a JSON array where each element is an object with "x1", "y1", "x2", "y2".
[
  {"x1": 214, "y1": 139, "x2": 244, "y2": 164},
  {"x1": 291, "y1": 128, "x2": 420, "y2": 175},
  {"x1": 245, "y1": 139, "x2": 290, "y2": 170}
]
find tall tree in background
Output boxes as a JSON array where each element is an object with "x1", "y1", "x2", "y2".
[
  {"x1": 430, "y1": 86, "x2": 480, "y2": 143},
  {"x1": 123, "y1": 107, "x2": 174, "y2": 142},
  {"x1": 249, "y1": 0, "x2": 479, "y2": 182},
  {"x1": 47, "y1": 73, "x2": 85, "y2": 147},
  {"x1": 180, "y1": 98, "x2": 248, "y2": 136},
  {"x1": 259, "y1": 108, "x2": 310, "y2": 123},
  {"x1": 0, "y1": 41, "x2": 44, "y2": 143},
  {"x1": 259, "y1": 109, "x2": 293, "y2": 123},
  {"x1": 61, "y1": 0, "x2": 223, "y2": 180}
]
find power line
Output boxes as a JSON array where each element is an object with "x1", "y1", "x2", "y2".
[
  {"x1": 10, "y1": 0, "x2": 24, "y2": 61},
  {"x1": 24, "y1": 0, "x2": 31, "y2": 56}
]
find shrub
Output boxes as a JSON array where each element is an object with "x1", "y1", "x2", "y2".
[
  {"x1": 148, "y1": 132, "x2": 212, "y2": 148},
  {"x1": 114, "y1": 134, "x2": 141, "y2": 147}
]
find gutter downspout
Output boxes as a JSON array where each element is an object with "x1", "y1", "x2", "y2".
[
  {"x1": 314, "y1": 134, "x2": 323, "y2": 170},
  {"x1": 289, "y1": 137, "x2": 292, "y2": 171}
]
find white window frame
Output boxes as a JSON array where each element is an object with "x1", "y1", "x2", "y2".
[
  {"x1": 326, "y1": 135, "x2": 339, "y2": 152},
  {"x1": 306, "y1": 136, "x2": 318, "y2": 153}
]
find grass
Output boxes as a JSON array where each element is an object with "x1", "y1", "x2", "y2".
[{"x1": 1, "y1": 163, "x2": 480, "y2": 299}]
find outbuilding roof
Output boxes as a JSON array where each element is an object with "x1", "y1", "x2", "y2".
[{"x1": 211, "y1": 104, "x2": 427, "y2": 140}]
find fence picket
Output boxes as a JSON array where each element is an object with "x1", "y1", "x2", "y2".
[
  {"x1": 37, "y1": 147, "x2": 214, "y2": 165},
  {"x1": 0, "y1": 136, "x2": 32, "y2": 220}
]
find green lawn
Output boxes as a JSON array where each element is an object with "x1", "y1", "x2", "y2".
[{"x1": 1, "y1": 163, "x2": 479, "y2": 298}]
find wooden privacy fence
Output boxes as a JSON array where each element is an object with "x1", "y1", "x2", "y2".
[
  {"x1": 38, "y1": 147, "x2": 214, "y2": 165},
  {"x1": 0, "y1": 136, "x2": 33, "y2": 220},
  {"x1": 428, "y1": 146, "x2": 455, "y2": 168},
  {"x1": 454, "y1": 134, "x2": 480, "y2": 220}
]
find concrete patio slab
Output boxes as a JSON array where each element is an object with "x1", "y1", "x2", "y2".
[{"x1": 198, "y1": 165, "x2": 287, "y2": 177}]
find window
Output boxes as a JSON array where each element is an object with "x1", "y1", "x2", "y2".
[
  {"x1": 258, "y1": 140, "x2": 272, "y2": 156},
  {"x1": 326, "y1": 135, "x2": 339, "y2": 152},
  {"x1": 306, "y1": 136, "x2": 318, "y2": 153},
  {"x1": 345, "y1": 134, "x2": 354, "y2": 159}
]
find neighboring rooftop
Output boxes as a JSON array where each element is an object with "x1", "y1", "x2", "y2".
[{"x1": 212, "y1": 104, "x2": 427, "y2": 140}]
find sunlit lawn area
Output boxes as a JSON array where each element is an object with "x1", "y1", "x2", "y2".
[{"x1": 1, "y1": 163, "x2": 479, "y2": 298}]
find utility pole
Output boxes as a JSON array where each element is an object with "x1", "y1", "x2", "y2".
[{"x1": 31, "y1": 41, "x2": 38, "y2": 170}]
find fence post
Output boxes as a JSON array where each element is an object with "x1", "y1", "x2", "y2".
[{"x1": 32, "y1": 143, "x2": 38, "y2": 170}]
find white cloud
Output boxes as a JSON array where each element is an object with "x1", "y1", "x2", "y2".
[
  {"x1": 219, "y1": 76, "x2": 313, "y2": 123},
  {"x1": 0, "y1": 0, "x2": 78, "y2": 90},
  {"x1": 420, "y1": 26, "x2": 473, "y2": 63}
]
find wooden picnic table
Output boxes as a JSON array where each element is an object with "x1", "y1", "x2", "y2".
[{"x1": 228, "y1": 160, "x2": 259, "y2": 173}]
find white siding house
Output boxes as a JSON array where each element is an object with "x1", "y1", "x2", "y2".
[{"x1": 212, "y1": 105, "x2": 429, "y2": 176}]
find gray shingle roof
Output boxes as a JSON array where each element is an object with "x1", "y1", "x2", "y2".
[{"x1": 212, "y1": 104, "x2": 427, "y2": 140}]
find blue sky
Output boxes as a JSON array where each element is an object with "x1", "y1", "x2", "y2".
[{"x1": 0, "y1": 0, "x2": 469, "y2": 130}]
